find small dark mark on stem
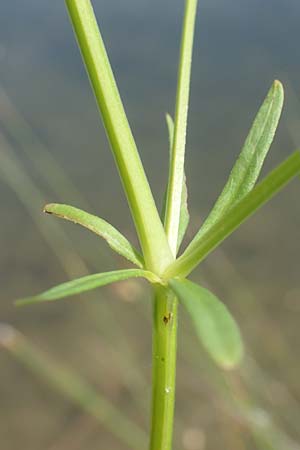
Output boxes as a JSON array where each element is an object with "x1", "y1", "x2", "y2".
[{"x1": 163, "y1": 312, "x2": 172, "y2": 325}]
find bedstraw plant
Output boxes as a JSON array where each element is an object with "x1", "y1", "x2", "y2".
[{"x1": 17, "y1": 1, "x2": 300, "y2": 449}]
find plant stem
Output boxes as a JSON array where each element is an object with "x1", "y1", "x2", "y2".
[
  {"x1": 164, "y1": 0, "x2": 198, "y2": 255},
  {"x1": 65, "y1": 0, "x2": 173, "y2": 274},
  {"x1": 149, "y1": 2, "x2": 198, "y2": 447},
  {"x1": 149, "y1": 286, "x2": 178, "y2": 450}
]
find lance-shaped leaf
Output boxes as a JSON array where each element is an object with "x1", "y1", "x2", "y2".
[
  {"x1": 191, "y1": 80, "x2": 284, "y2": 245},
  {"x1": 44, "y1": 203, "x2": 144, "y2": 268},
  {"x1": 164, "y1": 151, "x2": 300, "y2": 279},
  {"x1": 16, "y1": 269, "x2": 159, "y2": 306},
  {"x1": 163, "y1": 114, "x2": 189, "y2": 252},
  {"x1": 169, "y1": 279, "x2": 243, "y2": 369}
]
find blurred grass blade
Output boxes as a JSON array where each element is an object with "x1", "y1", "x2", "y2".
[
  {"x1": 0, "y1": 324, "x2": 147, "y2": 450},
  {"x1": 191, "y1": 80, "x2": 284, "y2": 245},
  {"x1": 0, "y1": 135, "x2": 149, "y2": 406},
  {"x1": 44, "y1": 203, "x2": 144, "y2": 268},
  {"x1": 65, "y1": 0, "x2": 173, "y2": 274},
  {"x1": 164, "y1": 0, "x2": 198, "y2": 254},
  {"x1": 0, "y1": 86, "x2": 89, "y2": 209},
  {"x1": 0, "y1": 132, "x2": 90, "y2": 279},
  {"x1": 16, "y1": 269, "x2": 159, "y2": 306},
  {"x1": 169, "y1": 279, "x2": 243, "y2": 369},
  {"x1": 164, "y1": 114, "x2": 190, "y2": 252},
  {"x1": 164, "y1": 151, "x2": 300, "y2": 278}
]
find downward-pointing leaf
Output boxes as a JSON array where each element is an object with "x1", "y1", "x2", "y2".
[
  {"x1": 164, "y1": 151, "x2": 300, "y2": 279},
  {"x1": 44, "y1": 203, "x2": 144, "y2": 268},
  {"x1": 169, "y1": 278, "x2": 243, "y2": 369},
  {"x1": 16, "y1": 269, "x2": 158, "y2": 306},
  {"x1": 164, "y1": 114, "x2": 189, "y2": 252},
  {"x1": 192, "y1": 80, "x2": 284, "y2": 245}
]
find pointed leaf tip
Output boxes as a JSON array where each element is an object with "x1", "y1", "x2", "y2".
[
  {"x1": 43, "y1": 203, "x2": 144, "y2": 268},
  {"x1": 16, "y1": 269, "x2": 158, "y2": 306},
  {"x1": 169, "y1": 279, "x2": 244, "y2": 369},
  {"x1": 165, "y1": 151, "x2": 300, "y2": 279},
  {"x1": 191, "y1": 80, "x2": 284, "y2": 245}
]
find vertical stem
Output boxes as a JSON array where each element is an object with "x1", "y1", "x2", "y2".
[
  {"x1": 149, "y1": 286, "x2": 178, "y2": 450},
  {"x1": 164, "y1": 0, "x2": 198, "y2": 255},
  {"x1": 149, "y1": 3, "x2": 198, "y2": 445},
  {"x1": 65, "y1": 0, "x2": 173, "y2": 274}
]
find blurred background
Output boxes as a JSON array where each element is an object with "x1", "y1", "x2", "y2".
[{"x1": 1, "y1": 0, "x2": 300, "y2": 449}]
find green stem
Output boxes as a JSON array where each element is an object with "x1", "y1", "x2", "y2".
[
  {"x1": 65, "y1": 0, "x2": 172, "y2": 274},
  {"x1": 164, "y1": 0, "x2": 198, "y2": 255},
  {"x1": 149, "y1": 2, "x2": 198, "y2": 446},
  {"x1": 149, "y1": 286, "x2": 178, "y2": 450}
]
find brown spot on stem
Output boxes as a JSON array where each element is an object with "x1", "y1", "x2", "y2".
[{"x1": 163, "y1": 312, "x2": 172, "y2": 325}]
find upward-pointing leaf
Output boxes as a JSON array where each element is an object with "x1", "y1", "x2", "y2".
[
  {"x1": 191, "y1": 80, "x2": 284, "y2": 245},
  {"x1": 164, "y1": 151, "x2": 300, "y2": 279},
  {"x1": 166, "y1": 113, "x2": 174, "y2": 152},
  {"x1": 163, "y1": 0, "x2": 198, "y2": 256},
  {"x1": 44, "y1": 203, "x2": 144, "y2": 268},
  {"x1": 16, "y1": 269, "x2": 159, "y2": 306},
  {"x1": 169, "y1": 278, "x2": 243, "y2": 369},
  {"x1": 164, "y1": 114, "x2": 189, "y2": 252}
]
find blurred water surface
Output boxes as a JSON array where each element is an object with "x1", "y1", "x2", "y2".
[{"x1": 1, "y1": 1, "x2": 300, "y2": 449}]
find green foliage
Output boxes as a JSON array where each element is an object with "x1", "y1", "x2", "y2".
[
  {"x1": 164, "y1": 151, "x2": 300, "y2": 279},
  {"x1": 44, "y1": 203, "x2": 144, "y2": 268},
  {"x1": 191, "y1": 80, "x2": 284, "y2": 244},
  {"x1": 15, "y1": 0, "x2": 300, "y2": 363},
  {"x1": 18, "y1": 0, "x2": 300, "y2": 368},
  {"x1": 169, "y1": 279, "x2": 243, "y2": 369},
  {"x1": 163, "y1": 0, "x2": 198, "y2": 255},
  {"x1": 163, "y1": 113, "x2": 190, "y2": 252},
  {"x1": 15, "y1": 1, "x2": 300, "y2": 449},
  {"x1": 16, "y1": 269, "x2": 158, "y2": 306},
  {"x1": 65, "y1": 0, "x2": 173, "y2": 274}
]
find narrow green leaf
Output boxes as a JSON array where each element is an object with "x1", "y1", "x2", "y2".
[
  {"x1": 44, "y1": 203, "x2": 144, "y2": 268},
  {"x1": 164, "y1": 0, "x2": 198, "y2": 255},
  {"x1": 169, "y1": 279, "x2": 243, "y2": 369},
  {"x1": 164, "y1": 114, "x2": 190, "y2": 252},
  {"x1": 178, "y1": 174, "x2": 189, "y2": 250},
  {"x1": 166, "y1": 113, "x2": 175, "y2": 152},
  {"x1": 16, "y1": 269, "x2": 159, "y2": 306},
  {"x1": 192, "y1": 80, "x2": 284, "y2": 244},
  {"x1": 65, "y1": 0, "x2": 173, "y2": 274},
  {"x1": 164, "y1": 151, "x2": 300, "y2": 279}
]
